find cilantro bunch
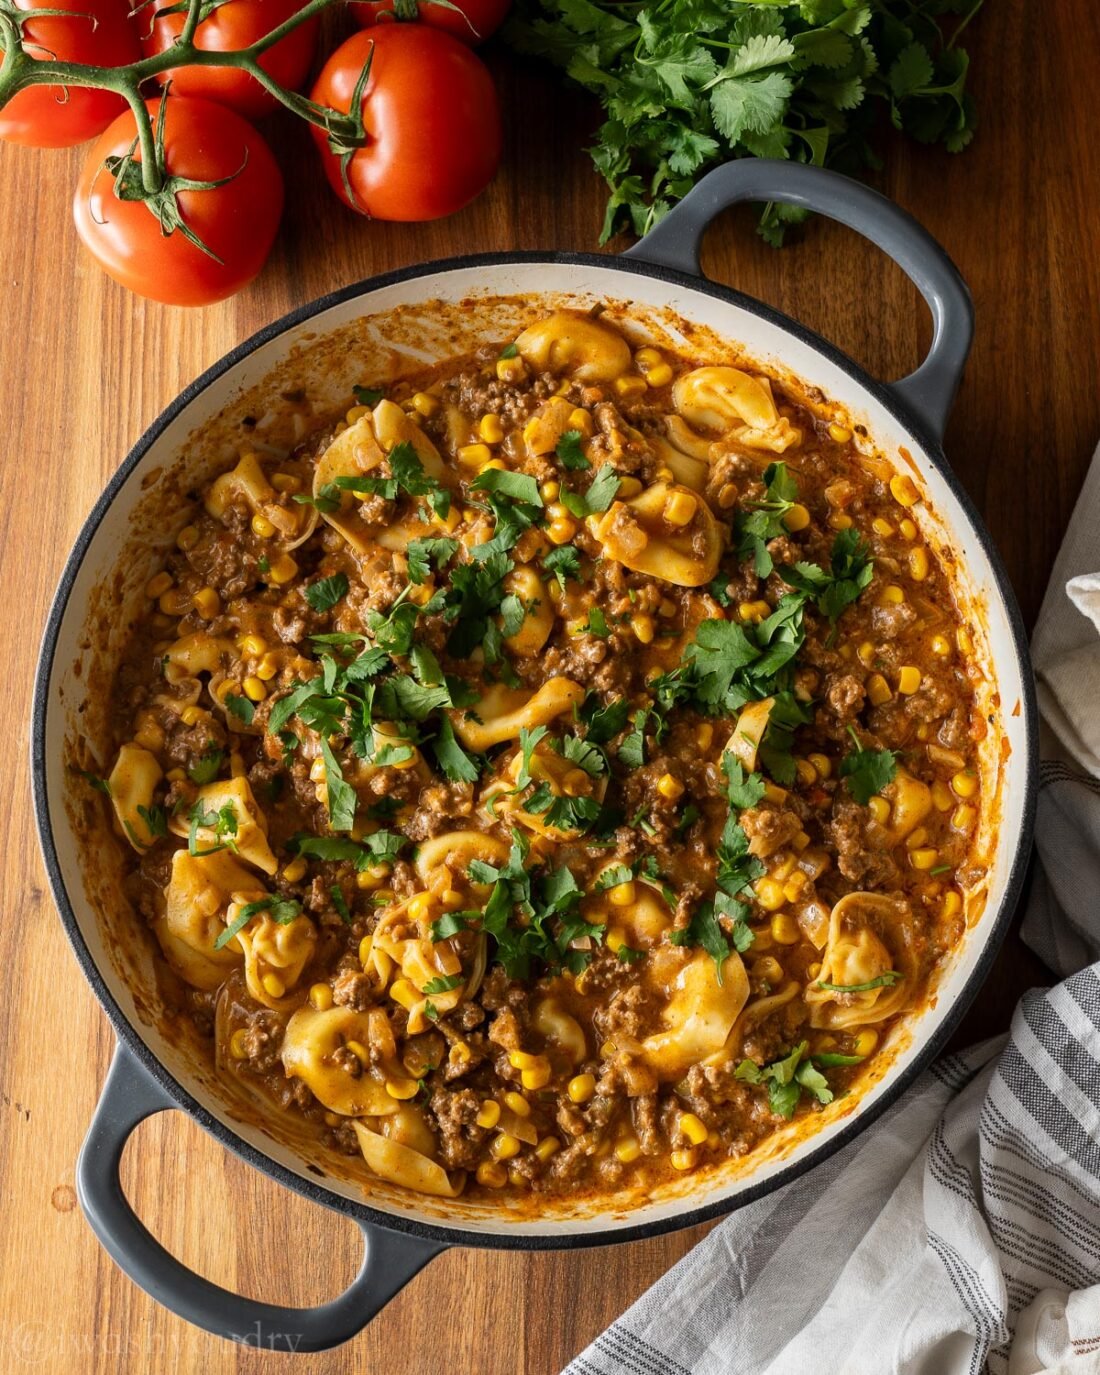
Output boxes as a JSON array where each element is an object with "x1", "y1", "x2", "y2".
[{"x1": 505, "y1": 0, "x2": 983, "y2": 243}]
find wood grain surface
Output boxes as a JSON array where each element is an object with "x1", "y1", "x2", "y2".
[{"x1": 1, "y1": 1, "x2": 1096, "y2": 1371}]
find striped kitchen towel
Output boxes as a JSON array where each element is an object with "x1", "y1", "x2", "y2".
[{"x1": 565, "y1": 448, "x2": 1100, "y2": 1375}]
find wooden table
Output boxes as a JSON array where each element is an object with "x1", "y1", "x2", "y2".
[{"x1": 1, "y1": 1, "x2": 1095, "y2": 1370}]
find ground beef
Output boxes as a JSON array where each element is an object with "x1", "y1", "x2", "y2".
[
  {"x1": 824, "y1": 671, "x2": 867, "y2": 720},
  {"x1": 828, "y1": 799, "x2": 898, "y2": 886},
  {"x1": 272, "y1": 602, "x2": 311, "y2": 644},
  {"x1": 402, "y1": 780, "x2": 475, "y2": 841},
  {"x1": 430, "y1": 1088, "x2": 485, "y2": 1170},
  {"x1": 872, "y1": 601, "x2": 917, "y2": 639},
  {"x1": 741, "y1": 804, "x2": 803, "y2": 858},
  {"x1": 485, "y1": 1006, "x2": 523, "y2": 1051},
  {"x1": 236, "y1": 1011, "x2": 286, "y2": 1074},
  {"x1": 633, "y1": 1094, "x2": 662, "y2": 1154},
  {"x1": 331, "y1": 970, "x2": 373, "y2": 1011}
]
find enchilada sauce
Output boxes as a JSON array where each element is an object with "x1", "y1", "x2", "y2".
[{"x1": 100, "y1": 310, "x2": 986, "y2": 1202}]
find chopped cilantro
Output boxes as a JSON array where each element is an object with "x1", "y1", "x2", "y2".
[
  {"x1": 779, "y1": 528, "x2": 875, "y2": 623},
  {"x1": 499, "y1": 342, "x2": 518, "y2": 359},
  {"x1": 215, "y1": 894, "x2": 302, "y2": 949},
  {"x1": 330, "y1": 885, "x2": 352, "y2": 923},
  {"x1": 816, "y1": 971, "x2": 901, "y2": 993},
  {"x1": 560, "y1": 463, "x2": 621, "y2": 518},
  {"x1": 224, "y1": 693, "x2": 255, "y2": 725},
  {"x1": 839, "y1": 725, "x2": 898, "y2": 805},
  {"x1": 319, "y1": 737, "x2": 357, "y2": 831},
  {"x1": 353, "y1": 385, "x2": 384, "y2": 407},
  {"x1": 735, "y1": 1040, "x2": 834, "y2": 1119},
  {"x1": 541, "y1": 543, "x2": 582, "y2": 589},
  {"x1": 556, "y1": 429, "x2": 591, "y2": 471},
  {"x1": 422, "y1": 973, "x2": 464, "y2": 995},
  {"x1": 187, "y1": 746, "x2": 223, "y2": 786},
  {"x1": 304, "y1": 573, "x2": 349, "y2": 614},
  {"x1": 406, "y1": 536, "x2": 459, "y2": 585},
  {"x1": 432, "y1": 715, "x2": 481, "y2": 783}
]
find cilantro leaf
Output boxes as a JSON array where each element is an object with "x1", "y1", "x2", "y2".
[
  {"x1": 560, "y1": 463, "x2": 620, "y2": 518},
  {"x1": 215, "y1": 894, "x2": 302, "y2": 949},
  {"x1": 433, "y1": 715, "x2": 481, "y2": 784},
  {"x1": 422, "y1": 973, "x2": 464, "y2": 995},
  {"x1": 224, "y1": 693, "x2": 255, "y2": 725},
  {"x1": 839, "y1": 726, "x2": 898, "y2": 805},
  {"x1": 406, "y1": 536, "x2": 459, "y2": 585},
  {"x1": 353, "y1": 385, "x2": 384, "y2": 407},
  {"x1": 671, "y1": 899, "x2": 737, "y2": 981},
  {"x1": 319, "y1": 737, "x2": 357, "y2": 831},
  {"x1": 780, "y1": 528, "x2": 874, "y2": 623},
  {"x1": 556, "y1": 429, "x2": 591, "y2": 471},
  {"x1": 816, "y1": 971, "x2": 902, "y2": 993},
  {"x1": 187, "y1": 745, "x2": 223, "y2": 786},
  {"x1": 305, "y1": 573, "x2": 349, "y2": 614},
  {"x1": 542, "y1": 543, "x2": 582, "y2": 589}
]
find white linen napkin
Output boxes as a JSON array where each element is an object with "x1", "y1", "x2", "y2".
[{"x1": 564, "y1": 447, "x2": 1100, "y2": 1375}]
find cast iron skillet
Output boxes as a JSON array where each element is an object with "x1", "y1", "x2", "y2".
[{"x1": 32, "y1": 159, "x2": 1038, "y2": 1351}]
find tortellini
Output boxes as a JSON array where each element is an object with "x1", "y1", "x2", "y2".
[
  {"x1": 587, "y1": 481, "x2": 722, "y2": 588},
  {"x1": 108, "y1": 743, "x2": 163, "y2": 852},
  {"x1": 163, "y1": 632, "x2": 236, "y2": 684},
  {"x1": 672, "y1": 366, "x2": 801, "y2": 452},
  {"x1": 500, "y1": 565, "x2": 555, "y2": 657},
  {"x1": 515, "y1": 311, "x2": 632, "y2": 382},
  {"x1": 450, "y1": 676, "x2": 584, "y2": 751},
  {"x1": 481, "y1": 738, "x2": 605, "y2": 840},
  {"x1": 805, "y1": 891, "x2": 913, "y2": 1030},
  {"x1": 373, "y1": 899, "x2": 466, "y2": 1033},
  {"x1": 236, "y1": 910, "x2": 316, "y2": 1010},
  {"x1": 532, "y1": 998, "x2": 587, "y2": 1066},
  {"x1": 414, "y1": 830, "x2": 509, "y2": 892},
  {"x1": 168, "y1": 775, "x2": 278, "y2": 875},
  {"x1": 636, "y1": 948, "x2": 750, "y2": 1080},
  {"x1": 352, "y1": 1120, "x2": 462, "y2": 1198},
  {"x1": 154, "y1": 849, "x2": 262, "y2": 991},
  {"x1": 282, "y1": 1006, "x2": 400, "y2": 1117},
  {"x1": 205, "y1": 452, "x2": 274, "y2": 521}
]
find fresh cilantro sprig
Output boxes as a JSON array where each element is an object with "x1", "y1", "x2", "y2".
[
  {"x1": 735, "y1": 1041, "x2": 838, "y2": 1119},
  {"x1": 504, "y1": 0, "x2": 983, "y2": 245},
  {"x1": 779, "y1": 529, "x2": 875, "y2": 623},
  {"x1": 839, "y1": 725, "x2": 898, "y2": 805}
]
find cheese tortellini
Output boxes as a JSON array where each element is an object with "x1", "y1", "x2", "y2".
[
  {"x1": 168, "y1": 775, "x2": 278, "y2": 875},
  {"x1": 450, "y1": 676, "x2": 584, "y2": 751},
  {"x1": 282, "y1": 1006, "x2": 400, "y2": 1116},
  {"x1": 109, "y1": 744, "x2": 163, "y2": 852},
  {"x1": 806, "y1": 892, "x2": 914, "y2": 1030},
  {"x1": 673, "y1": 366, "x2": 801, "y2": 453},
  {"x1": 515, "y1": 310, "x2": 632, "y2": 382},
  {"x1": 587, "y1": 481, "x2": 722, "y2": 588},
  {"x1": 636, "y1": 948, "x2": 750, "y2": 1079},
  {"x1": 154, "y1": 850, "x2": 261, "y2": 990}
]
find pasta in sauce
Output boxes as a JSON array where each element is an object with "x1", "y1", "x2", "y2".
[{"x1": 99, "y1": 308, "x2": 987, "y2": 1202}]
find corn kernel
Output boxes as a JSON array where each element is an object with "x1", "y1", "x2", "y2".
[
  {"x1": 299, "y1": 982, "x2": 330, "y2": 1018},
  {"x1": 539, "y1": 479, "x2": 561, "y2": 503},
  {"x1": 535, "y1": 1136, "x2": 560, "y2": 1162},
  {"x1": 133, "y1": 721, "x2": 164, "y2": 752},
  {"x1": 670, "y1": 1148, "x2": 697, "y2": 1172},
  {"x1": 910, "y1": 847, "x2": 939, "y2": 870},
  {"x1": 568, "y1": 1074, "x2": 596, "y2": 1105},
  {"x1": 952, "y1": 804, "x2": 977, "y2": 832},
  {"x1": 229, "y1": 751, "x2": 245, "y2": 779},
  {"x1": 853, "y1": 640, "x2": 874, "y2": 671},
  {"x1": 267, "y1": 554, "x2": 297, "y2": 585},
  {"x1": 600, "y1": 1040, "x2": 616, "y2": 1059},
  {"x1": 867, "y1": 673, "x2": 892, "y2": 706},
  {"x1": 499, "y1": 1091, "x2": 530, "y2": 1120},
  {"x1": 881, "y1": 584, "x2": 906, "y2": 605},
  {"x1": 605, "y1": 927, "x2": 626, "y2": 955},
  {"x1": 899, "y1": 518, "x2": 918, "y2": 540},
  {"x1": 548, "y1": 517, "x2": 577, "y2": 545},
  {"x1": 385, "y1": 1076, "x2": 419, "y2": 1101},
  {"x1": 243, "y1": 675, "x2": 267, "y2": 702},
  {"x1": 808, "y1": 752, "x2": 832, "y2": 779},
  {"x1": 408, "y1": 893, "x2": 433, "y2": 923},
  {"x1": 629, "y1": 613, "x2": 655, "y2": 646},
  {"x1": 679, "y1": 1113, "x2": 708, "y2": 1145},
  {"x1": 717, "y1": 482, "x2": 738, "y2": 509},
  {"x1": 906, "y1": 826, "x2": 930, "y2": 850},
  {"x1": 830, "y1": 512, "x2": 854, "y2": 530},
  {"x1": 868, "y1": 796, "x2": 892, "y2": 825},
  {"x1": 617, "y1": 476, "x2": 643, "y2": 499},
  {"x1": 271, "y1": 473, "x2": 300, "y2": 494},
  {"x1": 476, "y1": 1161, "x2": 508, "y2": 1189},
  {"x1": 613, "y1": 374, "x2": 647, "y2": 400},
  {"x1": 457, "y1": 442, "x2": 491, "y2": 470},
  {"x1": 229, "y1": 1029, "x2": 249, "y2": 1059},
  {"x1": 890, "y1": 473, "x2": 921, "y2": 507},
  {"x1": 634, "y1": 347, "x2": 663, "y2": 370},
  {"x1": 262, "y1": 972, "x2": 286, "y2": 999},
  {"x1": 783, "y1": 874, "x2": 808, "y2": 905},
  {"x1": 942, "y1": 890, "x2": 963, "y2": 920},
  {"x1": 389, "y1": 979, "x2": 419, "y2": 1011},
  {"x1": 251, "y1": 513, "x2": 276, "y2": 539},
  {"x1": 283, "y1": 857, "x2": 308, "y2": 884},
  {"x1": 410, "y1": 391, "x2": 438, "y2": 417},
  {"x1": 657, "y1": 773, "x2": 684, "y2": 802},
  {"x1": 754, "y1": 878, "x2": 784, "y2": 912},
  {"x1": 770, "y1": 912, "x2": 800, "y2": 945},
  {"x1": 176, "y1": 524, "x2": 199, "y2": 552},
  {"x1": 897, "y1": 665, "x2": 921, "y2": 695},
  {"x1": 928, "y1": 780, "x2": 953, "y2": 813},
  {"x1": 909, "y1": 546, "x2": 930, "y2": 582},
  {"x1": 159, "y1": 588, "x2": 189, "y2": 616},
  {"x1": 567, "y1": 407, "x2": 593, "y2": 436},
  {"x1": 951, "y1": 770, "x2": 978, "y2": 798},
  {"x1": 609, "y1": 880, "x2": 636, "y2": 908},
  {"x1": 854, "y1": 1029, "x2": 879, "y2": 1057},
  {"x1": 644, "y1": 362, "x2": 673, "y2": 387},
  {"x1": 795, "y1": 758, "x2": 817, "y2": 787},
  {"x1": 180, "y1": 705, "x2": 203, "y2": 728},
  {"x1": 145, "y1": 570, "x2": 173, "y2": 599},
  {"x1": 784, "y1": 503, "x2": 811, "y2": 532},
  {"x1": 253, "y1": 653, "x2": 278, "y2": 684},
  {"x1": 930, "y1": 634, "x2": 952, "y2": 657},
  {"x1": 871, "y1": 517, "x2": 895, "y2": 538},
  {"x1": 614, "y1": 1137, "x2": 641, "y2": 1164},
  {"x1": 491, "y1": 1132, "x2": 521, "y2": 1161},
  {"x1": 738, "y1": 599, "x2": 770, "y2": 623},
  {"x1": 165, "y1": 767, "x2": 186, "y2": 783},
  {"x1": 752, "y1": 955, "x2": 784, "y2": 984},
  {"x1": 664, "y1": 490, "x2": 697, "y2": 527},
  {"x1": 193, "y1": 587, "x2": 220, "y2": 619},
  {"x1": 497, "y1": 353, "x2": 526, "y2": 383},
  {"x1": 522, "y1": 1063, "x2": 552, "y2": 1091},
  {"x1": 475, "y1": 1100, "x2": 501, "y2": 1130},
  {"x1": 828, "y1": 423, "x2": 852, "y2": 443}
]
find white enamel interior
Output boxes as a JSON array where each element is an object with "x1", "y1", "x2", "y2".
[{"x1": 40, "y1": 259, "x2": 1032, "y2": 1240}]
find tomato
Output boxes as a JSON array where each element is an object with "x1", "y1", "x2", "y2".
[
  {"x1": 348, "y1": 0, "x2": 510, "y2": 46},
  {"x1": 0, "y1": 0, "x2": 140, "y2": 148},
  {"x1": 73, "y1": 96, "x2": 284, "y2": 306},
  {"x1": 142, "y1": 0, "x2": 319, "y2": 121},
  {"x1": 310, "y1": 26, "x2": 500, "y2": 221}
]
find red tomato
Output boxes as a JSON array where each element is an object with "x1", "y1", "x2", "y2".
[
  {"x1": 0, "y1": 0, "x2": 140, "y2": 148},
  {"x1": 142, "y1": 0, "x2": 319, "y2": 121},
  {"x1": 310, "y1": 26, "x2": 500, "y2": 221},
  {"x1": 348, "y1": 0, "x2": 510, "y2": 46},
  {"x1": 73, "y1": 96, "x2": 284, "y2": 306}
]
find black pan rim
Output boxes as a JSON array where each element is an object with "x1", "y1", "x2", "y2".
[{"x1": 32, "y1": 248, "x2": 1039, "y2": 1254}]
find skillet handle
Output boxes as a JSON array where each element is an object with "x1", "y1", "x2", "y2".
[
  {"x1": 77, "y1": 1041, "x2": 442, "y2": 1352},
  {"x1": 624, "y1": 159, "x2": 974, "y2": 443}
]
